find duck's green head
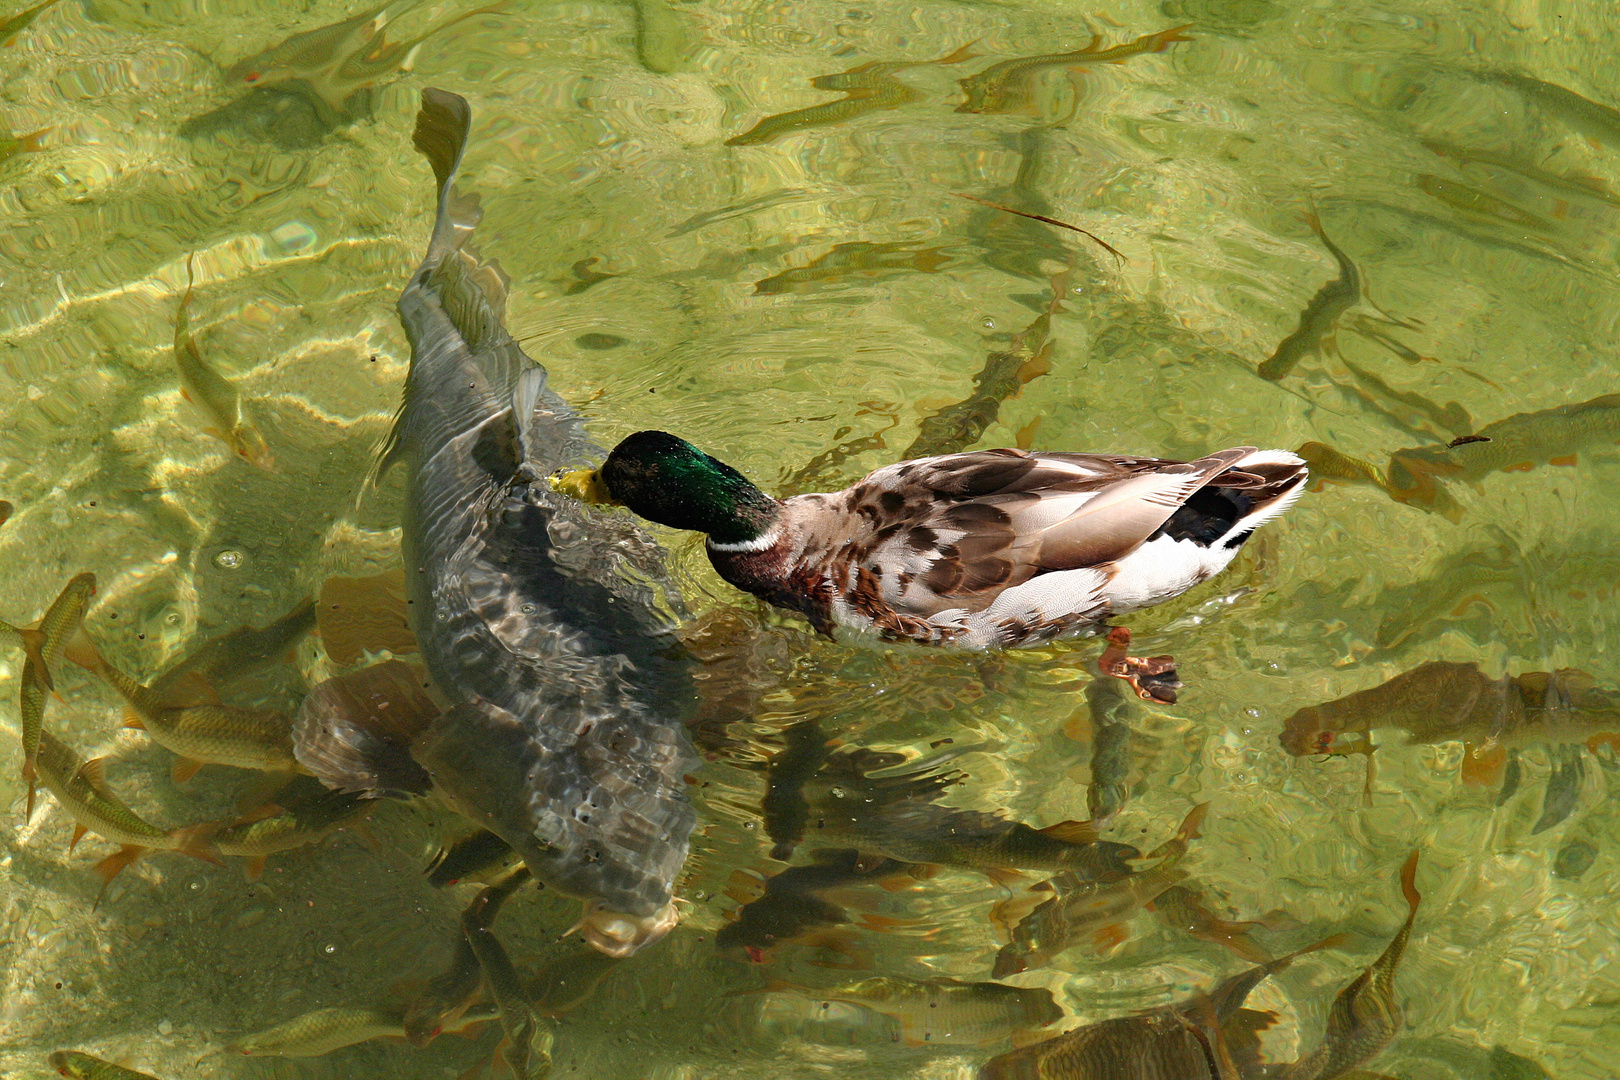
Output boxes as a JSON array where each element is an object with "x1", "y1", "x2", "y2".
[{"x1": 569, "y1": 430, "x2": 779, "y2": 545}]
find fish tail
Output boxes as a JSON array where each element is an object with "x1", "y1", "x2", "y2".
[
  {"x1": 412, "y1": 87, "x2": 479, "y2": 266},
  {"x1": 1177, "y1": 801, "x2": 1210, "y2": 842},
  {"x1": 91, "y1": 845, "x2": 148, "y2": 906},
  {"x1": 170, "y1": 822, "x2": 224, "y2": 866},
  {"x1": 1398, "y1": 849, "x2": 1421, "y2": 914},
  {"x1": 23, "y1": 775, "x2": 37, "y2": 822},
  {"x1": 1152, "y1": 24, "x2": 1194, "y2": 49},
  {"x1": 15, "y1": 127, "x2": 50, "y2": 152}
]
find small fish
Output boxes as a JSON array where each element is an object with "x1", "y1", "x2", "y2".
[
  {"x1": 761, "y1": 720, "x2": 833, "y2": 860},
  {"x1": 1385, "y1": 393, "x2": 1620, "y2": 521},
  {"x1": 15, "y1": 572, "x2": 96, "y2": 820},
  {"x1": 778, "y1": 412, "x2": 900, "y2": 497},
  {"x1": 1151, "y1": 883, "x2": 1275, "y2": 963},
  {"x1": 231, "y1": 1004, "x2": 408, "y2": 1057},
  {"x1": 528, "y1": 944, "x2": 622, "y2": 1016},
  {"x1": 1344, "y1": 313, "x2": 1439, "y2": 367},
  {"x1": 752, "y1": 240, "x2": 956, "y2": 295},
  {"x1": 1083, "y1": 675, "x2": 1135, "y2": 822},
  {"x1": 1420, "y1": 139, "x2": 1620, "y2": 211},
  {"x1": 212, "y1": 777, "x2": 370, "y2": 879},
  {"x1": 1295, "y1": 441, "x2": 1388, "y2": 492},
  {"x1": 667, "y1": 189, "x2": 811, "y2": 237},
  {"x1": 225, "y1": 3, "x2": 397, "y2": 87},
  {"x1": 32, "y1": 729, "x2": 218, "y2": 893},
  {"x1": 980, "y1": 931, "x2": 1345, "y2": 1079},
  {"x1": 48, "y1": 1050, "x2": 160, "y2": 1080},
  {"x1": 1334, "y1": 356, "x2": 1473, "y2": 445},
  {"x1": 403, "y1": 932, "x2": 482, "y2": 1046},
  {"x1": 0, "y1": 125, "x2": 48, "y2": 164},
  {"x1": 727, "y1": 42, "x2": 977, "y2": 146},
  {"x1": 173, "y1": 256, "x2": 273, "y2": 470},
  {"x1": 149, "y1": 599, "x2": 316, "y2": 701},
  {"x1": 905, "y1": 261, "x2": 1069, "y2": 459},
  {"x1": 1479, "y1": 70, "x2": 1620, "y2": 147},
  {"x1": 957, "y1": 25, "x2": 1191, "y2": 115},
  {"x1": 426, "y1": 827, "x2": 521, "y2": 887},
  {"x1": 92, "y1": 655, "x2": 297, "y2": 781},
  {"x1": 994, "y1": 803, "x2": 1206, "y2": 977},
  {"x1": 1280, "y1": 851, "x2": 1422, "y2": 1080},
  {"x1": 1, "y1": 0, "x2": 60, "y2": 44},
  {"x1": 717, "y1": 848, "x2": 919, "y2": 955},
  {"x1": 316, "y1": 568, "x2": 416, "y2": 665},
  {"x1": 763, "y1": 975, "x2": 1062, "y2": 1047},
  {"x1": 1416, "y1": 174, "x2": 1553, "y2": 231},
  {"x1": 1258, "y1": 213, "x2": 1360, "y2": 381},
  {"x1": 463, "y1": 870, "x2": 552, "y2": 1079},
  {"x1": 1531, "y1": 743, "x2": 1584, "y2": 834}
]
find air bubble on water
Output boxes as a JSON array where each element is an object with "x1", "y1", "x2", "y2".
[
  {"x1": 520, "y1": 603, "x2": 537, "y2": 615},
  {"x1": 213, "y1": 549, "x2": 243, "y2": 570},
  {"x1": 981, "y1": 317, "x2": 995, "y2": 329},
  {"x1": 164, "y1": 612, "x2": 182, "y2": 626},
  {"x1": 830, "y1": 787, "x2": 845, "y2": 799},
  {"x1": 322, "y1": 943, "x2": 336, "y2": 955},
  {"x1": 742, "y1": 820, "x2": 755, "y2": 829}
]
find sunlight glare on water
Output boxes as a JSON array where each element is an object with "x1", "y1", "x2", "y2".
[{"x1": 1, "y1": 0, "x2": 1618, "y2": 1077}]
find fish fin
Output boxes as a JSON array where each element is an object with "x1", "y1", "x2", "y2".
[
  {"x1": 171, "y1": 757, "x2": 204, "y2": 784},
  {"x1": 934, "y1": 39, "x2": 980, "y2": 64},
  {"x1": 243, "y1": 856, "x2": 268, "y2": 881},
  {"x1": 121, "y1": 711, "x2": 146, "y2": 730},
  {"x1": 60, "y1": 628, "x2": 103, "y2": 674},
  {"x1": 1177, "y1": 802, "x2": 1210, "y2": 842},
  {"x1": 1035, "y1": 818, "x2": 1098, "y2": 844},
  {"x1": 24, "y1": 778, "x2": 36, "y2": 822},
  {"x1": 91, "y1": 845, "x2": 147, "y2": 905},
  {"x1": 169, "y1": 823, "x2": 222, "y2": 866},
  {"x1": 231, "y1": 802, "x2": 286, "y2": 826},
  {"x1": 984, "y1": 866, "x2": 1027, "y2": 889},
  {"x1": 155, "y1": 670, "x2": 222, "y2": 708},
  {"x1": 14, "y1": 127, "x2": 51, "y2": 152},
  {"x1": 1399, "y1": 850, "x2": 1421, "y2": 914},
  {"x1": 20, "y1": 631, "x2": 52, "y2": 692},
  {"x1": 69, "y1": 823, "x2": 87, "y2": 853},
  {"x1": 1460, "y1": 741, "x2": 1507, "y2": 786},
  {"x1": 1093, "y1": 923, "x2": 1130, "y2": 952},
  {"x1": 76, "y1": 756, "x2": 109, "y2": 788},
  {"x1": 511, "y1": 365, "x2": 549, "y2": 465}
]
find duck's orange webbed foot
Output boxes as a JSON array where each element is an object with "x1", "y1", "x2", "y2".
[{"x1": 1098, "y1": 627, "x2": 1181, "y2": 705}]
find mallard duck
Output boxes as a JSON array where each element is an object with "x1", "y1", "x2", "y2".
[{"x1": 554, "y1": 432, "x2": 1307, "y2": 695}]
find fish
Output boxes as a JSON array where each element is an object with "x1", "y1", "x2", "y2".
[
  {"x1": 1531, "y1": 743, "x2": 1584, "y2": 834},
  {"x1": 993, "y1": 803, "x2": 1206, "y2": 977},
  {"x1": 752, "y1": 240, "x2": 955, "y2": 295},
  {"x1": 1384, "y1": 393, "x2": 1620, "y2": 521},
  {"x1": 1280, "y1": 851, "x2": 1421, "y2": 1079},
  {"x1": 778, "y1": 411, "x2": 901, "y2": 497},
  {"x1": 149, "y1": 600, "x2": 316, "y2": 700},
  {"x1": 1553, "y1": 838, "x2": 1597, "y2": 880},
  {"x1": 0, "y1": 125, "x2": 48, "y2": 164},
  {"x1": 229, "y1": 1000, "x2": 499, "y2": 1056},
  {"x1": 90, "y1": 655, "x2": 297, "y2": 781},
  {"x1": 403, "y1": 866, "x2": 530, "y2": 1048},
  {"x1": 957, "y1": 25, "x2": 1191, "y2": 115},
  {"x1": 979, "y1": 931, "x2": 1346, "y2": 1079},
  {"x1": 716, "y1": 847, "x2": 918, "y2": 955},
  {"x1": 31, "y1": 728, "x2": 219, "y2": 893},
  {"x1": 316, "y1": 569, "x2": 416, "y2": 665},
  {"x1": 14, "y1": 572, "x2": 97, "y2": 820},
  {"x1": 462, "y1": 868, "x2": 552, "y2": 1079},
  {"x1": 727, "y1": 42, "x2": 977, "y2": 146},
  {"x1": 374, "y1": 88, "x2": 698, "y2": 957},
  {"x1": 1415, "y1": 174, "x2": 1553, "y2": 232},
  {"x1": 632, "y1": 0, "x2": 698, "y2": 74},
  {"x1": 292, "y1": 659, "x2": 438, "y2": 797},
  {"x1": 1478, "y1": 70, "x2": 1620, "y2": 147},
  {"x1": 667, "y1": 189, "x2": 811, "y2": 237},
  {"x1": 528, "y1": 944, "x2": 622, "y2": 1016},
  {"x1": 426, "y1": 827, "x2": 521, "y2": 887},
  {"x1": 905, "y1": 262, "x2": 1068, "y2": 459},
  {"x1": 761, "y1": 975, "x2": 1062, "y2": 1047},
  {"x1": 172, "y1": 256, "x2": 273, "y2": 470},
  {"x1": 1, "y1": 0, "x2": 59, "y2": 44},
  {"x1": 48, "y1": 1050, "x2": 160, "y2": 1080},
  {"x1": 212, "y1": 777, "x2": 371, "y2": 879},
  {"x1": 761, "y1": 720, "x2": 833, "y2": 860},
  {"x1": 0, "y1": 499, "x2": 10, "y2": 525},
  {"x1": 1258, "y1": 213, "x2": 1360, "y2": 381},
  {"x1": 1081, "y1": 674, "x2": 1135, "y2": 822},
  {"x1": 1151, "y1": 883, "x2": 1275, "y2": 963},
  {"x1": 225, "y1": 2, "x2": 399, "y2": 87},
  {"x1": 1336, "y1": 356, "x2": 1473, "y2": 444},
  {"x1": 1420, "y1": 139, "x2": 1620, "y2": 211}
]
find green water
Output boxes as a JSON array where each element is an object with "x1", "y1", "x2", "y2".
[{"x1": 2, "y1": 0, "x2": 1619, "y2": 1075}]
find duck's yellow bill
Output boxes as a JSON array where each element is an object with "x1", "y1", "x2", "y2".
[{"x1": 550, "y1": 467, "x2": 620, "y2": 505}]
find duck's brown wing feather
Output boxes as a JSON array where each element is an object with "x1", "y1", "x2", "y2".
[{"x1": 788, "y1": 448, "x2": 1256, "y2": 618}]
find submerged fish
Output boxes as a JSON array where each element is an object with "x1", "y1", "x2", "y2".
[
  {"x1": 752, "y1": 240, "x2": 955, "y2": 295},
  {"x1": 1478, "y1": 70, "x2": 1620, "y2": 147},
  {"x1": 1420, "y1": 138, "x2": 1620, "y2": 211},
  {"x1": 761, "y1": 720, "x2": 833, "y2": 861},
  {"x1": 905, "y1": 262, "x2": 1067, "y2": 459},
  {"x1": 980, "y1": 932, "x2": 1345, "y2": 1079},
  {"x1": 229, "y1": 1000, "x2": 497, "y2": 1057},
  {"x1": 994, "y1": 803, "x2": 1206, "y2": 977},
  {"x1": 1258, "y1": 213, "x2": 1360, "y2": 381},
  {"x1": 1151, "y1": 883, "x2": 1275, "y2": 963},
  {"x1": 957, "y1": 24, "x2": 1191, "y2": 115},
  {"x1": 0, "y1": 499, "x2": 11, "y2": 526},
  {"x1": 149, "y1": 600, "x2": 315, "y2": 700},
  {"x1": 48, "y1": 1050, "x2": 160, "y2": 1080},
  {"x1": 14, "y1": 572, "x2": 96, "y2": 819},
  {"x1": 1280, "y1": 852, "x2": 1421, "y2": 1079},
  {"x1": 0, "y1": 125, "x2": 48, "y2": 165},
  {"x1": 32, "y1": 729, "x2": 218, "y2": 891},
  {"x1": 212, "y1": 777, "x2": 370, "y2": 879},
  {"x1": 1, "y1": 0, "x2": 59, "y2": 44},
  {"x1": 373, "y1": 88, "x2": 697, "y2": 956},
  {"x1": 1416, "y1": 173, "x2": 1553, "y2": 232},
  {"x1": 462, "y1": 869, "x2": 552, "y2": 1079},
  {"x1": 404, "y1": 865, "x2": 527, "y2": 1046},
  {"x1": 716, "y1": 847, "x2": 918, "y2": 955},
  {"x1": 727, "y1": 42, "x2": 976, "y2": 146},
  {"x1": 173, "y1": 256, "x2": 273, "y2": 470},
  {"x1": 426, "y1": 827, "x2": 521, "y2": 887},
  {"x1": 90, "y1": 654, "x2": 296, "y2": 781},
  {"x1": 764, "y1": 975, "x2": 1062, "y2": 1047},
  {"x1": 1385, "y1": 393, "x2": 1620, "y2": 521}
]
